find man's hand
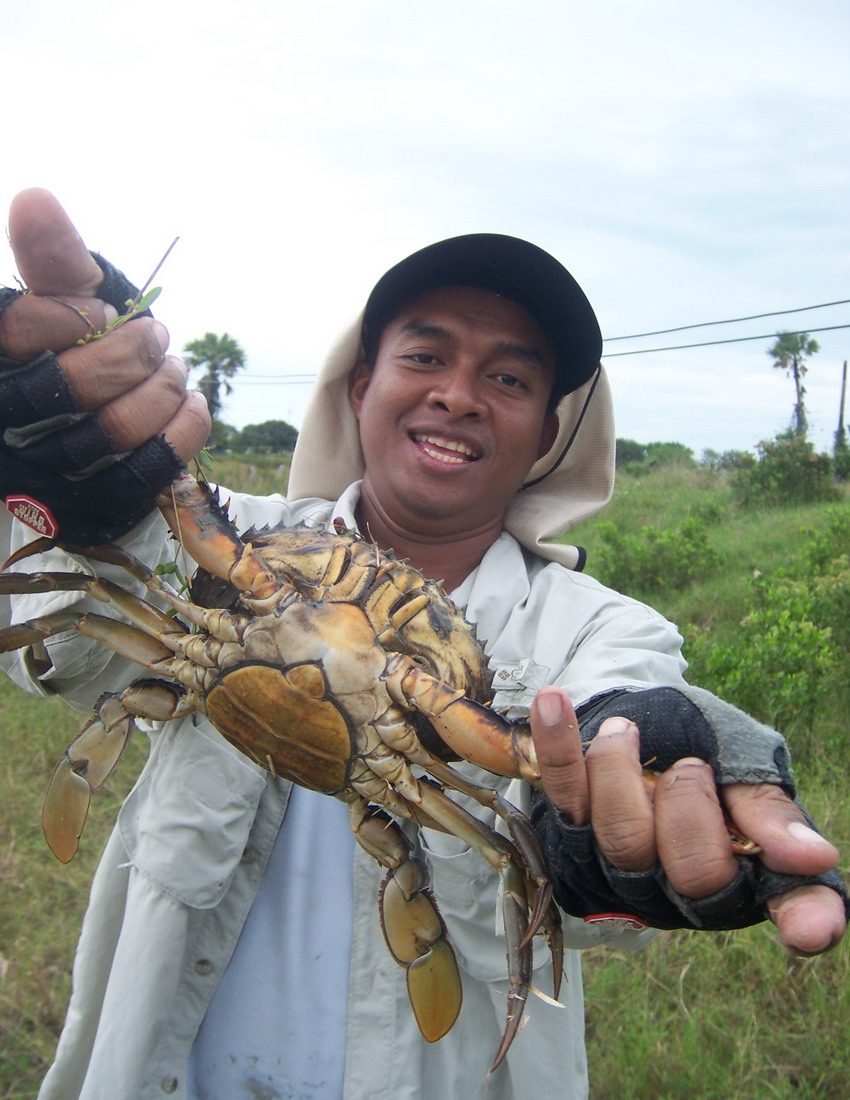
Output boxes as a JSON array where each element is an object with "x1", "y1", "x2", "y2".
[
  {"x1": 531, "y1": 686, "x2": 847, "y2": 955},
  {"x1": 2, "y1": 188, "x2": 209, "y2": 462},
  {"x1": 0, "y1": 189, "x2": 212, "y2": 545}
]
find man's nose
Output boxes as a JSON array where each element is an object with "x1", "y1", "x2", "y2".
[{"x1": 426, "y1": 368, "x2": 487, "y2": 417}]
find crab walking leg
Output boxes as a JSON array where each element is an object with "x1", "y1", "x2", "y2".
[
  {"x1": 0, "y1": 601, "x2": 196, "y2": 860},
  {"x1": 0, "y1": 570, "x2": 189, "y2": 640},
  {"x1": 349, "y1": 800, "x2": 463, "y2": 1043},
  {"x1": 42, "y1": 693, "x2": 137, "y2": 862},
  {"x1": 407, "y1": 779, "x2": 541, "y2": 1069},
  {"x1": 410, "y1": 755, "x2": 561, "y2": 964},
  {"x1": 371, "y1": 705, "x2": 557, "y2": 945},
  {"x1": 384, "y1": 657, "x2": 556, "y2": 931}
]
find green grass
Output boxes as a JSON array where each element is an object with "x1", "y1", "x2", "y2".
[
  {"x1": 0, "y1": 687, "x2": 147, "y2": 1098},
  {"x1": 1, "y1": 456, "x2": 848, "y2": 1097}
]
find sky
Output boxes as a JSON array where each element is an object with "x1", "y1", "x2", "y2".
[{"x1": 1, "y1": 0, "x2": 848, "y2": 457}]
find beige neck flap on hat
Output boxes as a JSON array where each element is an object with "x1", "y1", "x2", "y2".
[{"x1": 287, "y1": 311, "x2": 616, "y2": 571}]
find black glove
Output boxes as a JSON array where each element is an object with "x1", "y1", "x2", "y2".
[
  {"x1": 0, "y1": 254, "x2": 182, "y2": 546},
  {"x1": 531, "y1": 685, "x2": 850, "y2": 931}
]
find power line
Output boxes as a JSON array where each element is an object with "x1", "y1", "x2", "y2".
[
  {"x1": 207, "y1": 307, "x2": 850, "y2": 378},
  {"x1": 605, "y1": 297, "x2": 850, "y2": 342},
  {"x1": 602, "y1": 323, "x2": 850, "y2": 359}
]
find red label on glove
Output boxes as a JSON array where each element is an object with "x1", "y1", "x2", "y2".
[
  {"x1": 5, "y1": 495, "x2": 59, "y2": 538},
  {"x1": 584, "y1": 913, "x2": 648, "y2": 932}
]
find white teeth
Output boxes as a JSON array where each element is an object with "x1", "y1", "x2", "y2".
[{"x1": 417, "y1": 435, "x2": 477, "y2": 462}]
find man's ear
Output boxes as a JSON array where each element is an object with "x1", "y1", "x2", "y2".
[
  {"x1": 348, "y1": 359, "x2": 372, "y2": 418},
  {"x1": 536, "y1": 411, "x2": 559, "y2": 459}
]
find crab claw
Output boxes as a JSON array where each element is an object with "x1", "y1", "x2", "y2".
[{"x1": 155, "y1": 471, "x2": 283, "y2": 600}]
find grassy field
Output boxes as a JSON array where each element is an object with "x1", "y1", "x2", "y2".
[{"x1": 1, "y1": 457, "x2": 848, "y2": 1098}]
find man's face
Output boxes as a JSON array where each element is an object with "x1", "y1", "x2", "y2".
[{"x1": 349, "y1": 285, "x2": 558, "y2": 539}]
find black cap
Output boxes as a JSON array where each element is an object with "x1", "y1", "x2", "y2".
[{"x1": 362, "y1": 233, "x2": 602, "y2": 400}]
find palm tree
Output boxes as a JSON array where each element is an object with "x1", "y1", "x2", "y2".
[
  {"x1": 767, "y1": 331, "x2": 819, "y2": 437},
  {"x1": 183, "y1": 332, "x2": 246, "y2": 422}
]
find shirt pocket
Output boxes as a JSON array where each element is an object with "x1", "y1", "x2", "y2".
[
  {"x1": 489, "y1": 656, "x2": 550, "y2": 713},
  {"x1": 118, "y1": 717, "x2": 267, "y2": 908}
]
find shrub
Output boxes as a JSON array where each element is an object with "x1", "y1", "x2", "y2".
[
  {"x1": 594, "y1": 515, "x2": 724, "y2": 595},
  {"x1": 686, "y1": 511, "x2": 850, "y2": 752},
  {"x1": 730, "y1": 432, "x2": 838, "y2": 508},
  {"x1": 798, "y1": 506, "x2": 850, "y2": 574},
  {"x1": 644, "y1": 441, "x2": 695, "y2": 468},
  {"x1": 796, "y1": 507, "x2": 850, "y2": 658},
  {"x1": 701, "y1": 448, "x2": 750, "y2": 471},
  {"x1": 686, "y1": 574, "x2": 836, "y2": 735}
]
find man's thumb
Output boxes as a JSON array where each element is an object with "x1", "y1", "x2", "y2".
[{"x1": 8, "y1": 189, "x2": 103, "y2": 296}]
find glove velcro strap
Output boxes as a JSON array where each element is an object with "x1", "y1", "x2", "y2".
[
  {"x1": 536, "y1": 809, "x2": 773, "y2": 931},
  {"x1": 661, "y1": 865, "x2": 759, "y2": 930},
  {"x1": 533, "y1": 810, "x2": 765, "y2": 930},
  {"x1": 4, "y1": 412, "x2": 113, "y2": 474},
  {"x1": 754, "y1": 866, "x2": 850, "y2": 921},
  {"x1": 0, "y1": 351, "x2": 77, "y2": 425},
  {"x1": 1, "y1": 434, "x2": 182, "y2": 545}
]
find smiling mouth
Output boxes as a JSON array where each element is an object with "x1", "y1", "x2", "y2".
[{"x1": 413, "y1": 434, "x2": 480, "y2": 465}]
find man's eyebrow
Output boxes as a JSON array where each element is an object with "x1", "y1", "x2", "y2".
[
  {"x1": 396, "y1": 321, "x2": 546, "y2": 366},
  {"x1": 397, "y1": 319, "x2": 455, "y2": 342},
  {"x1": 491, "y1": 340, "x2": 546, "y2": 367}
]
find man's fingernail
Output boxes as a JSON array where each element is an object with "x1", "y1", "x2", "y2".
[
  {"x1": 536, "y1": 691, "x2": 563, "y2": 726},
  {"x1": 596, "y1": 716, "x2": 633, "y2": 738},
  {"x1": 153, "y1": 320, "x2": 170, "y2": 352},
  {"x1": 103, "y1": 304, "x2": 118, "y2": 325},
  {"x1": 788, "y1": 821, "x2": 823, "y2": 844}
]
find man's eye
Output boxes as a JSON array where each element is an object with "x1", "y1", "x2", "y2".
[
  {"x1": 495, "y1": 373, "x2": 524, "y2": 389},
  {"x1": 406, "y1": 353, "x2": 439, "y2": 365}
]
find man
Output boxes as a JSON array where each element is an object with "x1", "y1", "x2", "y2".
[{"x1": 0, "y1": 190, "x2": 845, "y2": 1099}]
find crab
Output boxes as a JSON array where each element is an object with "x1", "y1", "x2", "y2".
[{"x1": 0, "y1": 470, "x2": 564, "y2": 1073}]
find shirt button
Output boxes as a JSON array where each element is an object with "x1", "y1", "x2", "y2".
[
  {"x1": 194, "y1": 959, "x2": 213, "y2": 976},
  {"x1": 160, "y1": 1076, "x2": 178, "y2": 1094}
]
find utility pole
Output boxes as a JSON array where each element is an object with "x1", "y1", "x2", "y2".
[{"x1": 834, "y1": 361, "x2": 848, "y2": 476}]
